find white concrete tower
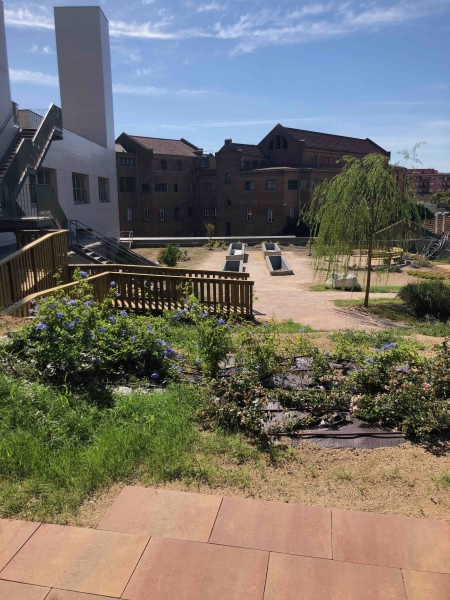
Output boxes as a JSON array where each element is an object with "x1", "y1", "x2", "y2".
[
  {"x1": 54, "y1": 6, "x2": 115, "y2": 150},
  {"x1": 0, "y1": 0, "x2": 16, "y2": 161}
]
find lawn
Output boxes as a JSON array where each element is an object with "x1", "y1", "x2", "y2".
[{"x1": 310, "y1": 283, "x2": 401, "y2": 293}]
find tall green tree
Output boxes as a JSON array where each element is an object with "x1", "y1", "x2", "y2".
[{"x1": 306, "y1": 153, "x2": 419, "y2": 308}]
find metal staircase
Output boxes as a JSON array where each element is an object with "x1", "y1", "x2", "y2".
[
  {"x1": 421, "y1": 232, "x2": 450, "y2": 260},
  {"x1": 68, "y1": 220, "x2": 156, "y2": 266}
]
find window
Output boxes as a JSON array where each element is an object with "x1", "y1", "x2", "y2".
[
  {"x1": 226, "y1": 223, "x2": 232, "y2": 236},
  {"x1": 176, "y1": 160, "x2": 182, "y2": 171},
  {"x1": 126, "y1": 208, "x2": 132, "y2": 222},
  {"x1": 266, "y1": 180, "x2": 276, "y2": 190},
  {"x1": 98, "y1": 177, "x2": 110, "y2": 202},
  {"x1": 144, "y1": 208, "x2": 150, "y2": 221},
  {"x1": 252, "y1": 160, "x2": 258, "y2": 169},
  {"x1": 244, "y1": 181, "x2": 255, "y2": 191},
  {"x1": 188, "y1": 207, "x2": 193, "y2": 217},
  {"x1": 197, "y1": 156, "x2": 210, "y2": 169},
  {"x1": 246, "y1": 208, "x2": 253, "y2": 222},
  {"x1": 119, "y1": 177, "x2": 136, "y2": 193},
  {"x1": 269, "y1": 135, "x2": 288, "y2": 150},
  {"x1": 204, "y1": 183, "x2": 212, "y2": 192},
  {"x1": 159, "y1": 208, "x2": 165, "y2": 221},
  {"x1": 160, "y1": 159, "x2": 167, "y2": 170},
  {"x1": 189, "y1": 184, "x2": 193, "y2": 192},
  {"x1": 226, "y1": 198, "x2": 232, "y2": 206},
  {"x1": 289, "y1": 208, "x2": 295, "y2": 220},
  {"x1": 188, "y1": 230, "x2": 194, "y2": 237},
  {"x1": 312, "y1": 179, "x2": 318, "y2": 189},
  {"x1": 243, "y1": 160, "x2": 250, "y2": 169},
  {"x1": 174, "y1": 208, "x2": 180, "y2": 220},
  {"x1": 204, "y1": 207, "x2": 210, "y2": 217},
  {"x1": 268, "y1": 210, "x2": 274, "y2": 223},
  {"x1": 72, "y1": 173, "x2": 89, "y2": 204},
  {"x1": 141, "y1": 183, "x2": 150, "y2": 192},
  {"x1": 118, "y1": 157, "x2": 135, "y2": 167},
  {"x1": 29, "y1": 169, "x2": 51, "y2": 203},
  {"x1": 210, "y1": 207, "x2": 217, "y2": 217},
  {"x1": 154, "y1": 183, "x2": 168, "y2": 192},
  {"x1": 225, "y1": 172, "x2": 231, "y2": 183},
  {"x1": 288, "y1": 179, "x2": 298, "y2": 190},
  {"x1": 173, "y1": 183, "x2": 179, "y2": 192},
  {"x1": 324, "y1": 157, "x2": 329, "y2": 166},
  {"x1": 300, "y1": 180, "x2": 307, "y2": 190}
]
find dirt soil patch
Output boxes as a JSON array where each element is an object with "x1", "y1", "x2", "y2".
[
  {"x1": 134, "y1": 247, "x2": 215, "y2": 269},
  {"x1": 71, "y1": 439, "x2": 450, "y2": 528},
  {"x1": 0, "y1": 315, "x2": 28, "y2": 333}
]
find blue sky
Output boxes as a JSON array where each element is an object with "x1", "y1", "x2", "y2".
[{"x1": 4, "y1": 0, "x2": 450, "y2": 170}]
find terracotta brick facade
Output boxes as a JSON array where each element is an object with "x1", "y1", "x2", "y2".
[{"x1": 117, "y1": 125, "x2": 390, "y2": 237}]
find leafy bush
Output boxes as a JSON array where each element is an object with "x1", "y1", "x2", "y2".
[
  {"x1": 3, "y1": 272, "x2": 179, "y2": 384},
  {"x1": 195, "y1": 313, "x2": 234, "y2": 378},
  {"x1": 158, "y1": 244, "x2": 184, "y2": 267},
  {"x1": 398, "y1": 280, "x2": 450, "y2": 320}
]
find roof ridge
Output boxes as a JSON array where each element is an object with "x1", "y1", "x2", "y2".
[{"x1": 285, "y1": 127, "x2": 371, "y2": 143}]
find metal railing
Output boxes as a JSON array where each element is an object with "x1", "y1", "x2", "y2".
[
  {"x1": 0, "y1": 182, "x2": 37, "y2": 219},
  {"x1": 68, "y1": 220, "x2": 156, "y2": 266}
]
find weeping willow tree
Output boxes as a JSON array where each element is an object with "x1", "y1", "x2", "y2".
[{"x1": 306, "y1": 153, "x2": 419, "y2": 308}]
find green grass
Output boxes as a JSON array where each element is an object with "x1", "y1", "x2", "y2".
[
  {"x1": 272, "y1": 319, "x2": 314, "y2": 333},
  {"x1": 407, "y1": 270, "x2": 447, "y2": 280},
  {"x1": 439, "y1": 472, "x2": 450, "y2": 487},
  {"x1": 311, "y1": 283, "x2": 400, "y2": 293}
]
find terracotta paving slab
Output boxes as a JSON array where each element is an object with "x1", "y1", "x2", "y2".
[
  {"x1": 0, "y1": 580, "x2": 50, "y2": 600},
  {"x1": 46, "y1": 591, "x2": 119, "y2": 600},
  {"x1": 123, "y1": 536, "x2": 268, "y2": 600},
  {"x1": 402, "y1": 570, "x2": 450, "y2": 600},
  {"x1": 264, "y1": 553, "x2": 407, "y2": 600},
  {"x1": 97, "y1": 486, "x2": 222, "y2": 542},
  {"x1": 0, "y1": 519, "x2": 40, "y2": 571},
  {"x1": 0, "y1": 524, "x2": 148, "y2": 597},
  {"x1": 332, "y1": 508, "x2": 450, "y2": 572},
  {"x1": 209, "y1": 496, "x2": 331, "y2": 558}
]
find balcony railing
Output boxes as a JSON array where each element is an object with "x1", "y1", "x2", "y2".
[{"x1": 17, "y1": 109, "x2": 48, "y2": 130}]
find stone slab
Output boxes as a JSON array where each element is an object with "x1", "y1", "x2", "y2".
[
  {"x1": 97, "y1": 486, "x2": 222, "y2": 542},
  {"x1": 123, "y1": 536, "x2": 268, "y2": 600},
  {"x1": 332, "y1": 508, "x2": 450, "y2": 572},
  {"x1": 0, "y1": 524, "x2": 148, "y2": 597},
  {"x1": 0, "y1": 580, "x2": 50, "y2": 600},
  {"x1": 210, "y1": 496, "x2": 331, "y2": 558},
  {"x1": 0, "y1": 519, "x2": 40, "y2": 571},
  {"x1": 402, "y1": 570, "x2": 450, "y2": 600},
  {"x1": 46, "y1": 591, "x2": 119, "y2": 600}
]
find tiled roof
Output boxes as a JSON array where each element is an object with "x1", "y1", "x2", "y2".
[
  {"x1": 284, "y1": 128, "x2": 389, "y2": 155},
  {"x1": 233, "y1": 143, "x2": 266, "y2": 158},
  {"x1": 115, "y1": 143, "x2": 127, "y2": 153},
  {"x1": 129, "y1": 136, "x2": 199, "y2": 156}
]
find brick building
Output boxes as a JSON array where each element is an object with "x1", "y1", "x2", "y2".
[
  {"x1": 407, "y1": 168, "x2": 450, "y2": 198},
  {"x1": 117, "y1": 124, "x2": 389, "y2": 237}
]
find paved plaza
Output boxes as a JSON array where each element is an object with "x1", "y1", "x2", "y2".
[
  {"x1": 0, "y1": 487, "x2": 449, "y2": 599},
  {"x1": 201, "y1": 248, "x2": 398, "y2": 330}
]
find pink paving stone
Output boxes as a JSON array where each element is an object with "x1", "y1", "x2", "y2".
[
  {"x1": 263, "y1": 553, "x2": 407, "y2": 600},
  {"x1": 332, "y1": 508, "x2": 450, "y2": 572},
  {"x1": 0, "y1": 519, "x2": 40, "y2": 571},
  {"x1": 209, "y1": 496, "x2": 332, "y2": 558},
  {"x1": 123, "y1": 536, "x2": 268, "y2": 600},
  {"x1": 0, "y1": 524, "x2": 148, "y2": 597},
  {"x1": 0, "y1": 580, "x2": 50, "y2": 600},
  {"x1": 402, "y1": 570, "x2": 450, "y2": 600},
  {"x1": 97, "y1": 486, "x2": 222, "y2": 542},
  {"x1": 46, "y1": 591, "x2": 119, "y2": 600}
]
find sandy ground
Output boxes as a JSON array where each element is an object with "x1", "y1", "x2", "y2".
[{"x1": 69, "y1": 439, "x2": 450, "y2": 528}]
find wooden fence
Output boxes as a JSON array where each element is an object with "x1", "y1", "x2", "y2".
[
  {"x1": 68, "y1": 264, "x2": 250, "y2": 280},
  {"x1": 4, "y1": 271, "x2": 254, "y2": 318},
  {"x1": 0, "y1": 231, "x2": 69, "y2": 310}
]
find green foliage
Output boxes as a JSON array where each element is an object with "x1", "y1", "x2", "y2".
[
  {"x1": 205, "y1": 222, "x2": 215, "y2": 248},
  {"x1": 430, "y1": 189, "x2": 450, "y2": 204},
  {"x1": 406, "y1": 269, "x2": 447, "y2": 280},
  {"x1": 158, "y1": 244, "x2": 183, "y2": 267},
  {"x1": 195, "y1": 314, "x2": 234, "y2": 378},
  {"x1": 398, "y1": 280, "x2": 450, "y2": 320}
]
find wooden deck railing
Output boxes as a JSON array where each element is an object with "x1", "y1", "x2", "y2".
[
  {"x1": 68, "y1": 264, "x2": 250, "y2": 280},
  {"x1": 4, "y1": 271, "x2": 254, "y2": 318},
  {"x1": 0, "y1": 231, "x2": 69, "y2": 310}
]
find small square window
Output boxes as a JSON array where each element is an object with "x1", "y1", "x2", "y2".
[
  {"x1": 159, "y1": 208, "x2": 165, "y2": 221},
  {"x1": 144, "y1": 208, "x2": 150, "y2": 221},
  {"x1": 174, "y1": 183, "x2": 179, "y2": 192},
  {"x1": 266, "y1": 180, "x2": 276, "y2": 191},
  {"x1": 119, "y1": 177, "x2": 136, "y2": 193},
  {"x1": 141, "y1": 183, "x2": 150, "y2": 192},
  {"x1": 118, "y1": 157, "x2": 135, "y2": 167},
  {"x1": 244, "y1": 181, "x2": 255, "y2": 191},
  {"x1": 288, "y1": 179, "x2": 298, "y2": 190},
  {"x1": 160, "y1": 159, "x2": 167, "y2": 170},
  {"x1": 126, "y1": 208, "x2": 133, "y2": 222},
  {"x1": 210, "y1": 207, "x2": 217, "y2": 217}
]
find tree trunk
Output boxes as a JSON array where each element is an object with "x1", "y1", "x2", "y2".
[{"x1": 364, "y1": 236, "x2": 373, "y2": 308}]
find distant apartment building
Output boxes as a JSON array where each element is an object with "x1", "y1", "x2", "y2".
[
  {"x1": 407, "y1": 168, "x2": 450, "y2": 198},
  {"x1": 117, "y1": 124, "x2": 389, "y2": 237}
]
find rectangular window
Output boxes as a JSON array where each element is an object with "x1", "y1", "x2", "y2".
[
  {"x1": 289, "y1": 208, "x2": 295, "y2": 220},
  {"x1": 159, "y1": 208, "x2": 165, "y2": 221},
  {"x1": 141, "y1": 183, "x2": 150, "y2": 192},
  {"x1": 176, "y1": 160, "x2": 182, "y2": 171},
  {"x1": 188, "y1": 183, "x2": 193, "y2": 192},
  {"x1": 126, "y1": 208, "x2": 132, "y2": 222},
  {"x1": 252, "y1": 160, "x2": 258, "y2": 168},
  {"x1": 210, "y1": 207, "x2": 217, "y2": 217},
  {"x1": 144, "y1": 208, "x2": 150, "y2": 221},
  {"x1": 174, "y1": 208, "x2": 180, "y2": 220},
  {"x1": 188, "y1": 230, "x2": 194, "y2": 237},
  {"x1": 72, "y1": 173, "x2": 89, "y2": 204},
  {"x1": 119, "y1": 177, "x2": 136, "y2": 193},
  {"x1": 243, "y1": 160, "x2": 250, "y2": 169},
  {"x1": 268, "y1": 210, "x2": 274, "y2": 223},
  {"x1": 197, "y1": 156, "x2": 210, "y2": 169},
  {"x1": 174, "y1": 183, "x2": 179, "y2": 192},
  {"x1": 204, "y1": 207, "x2": 210, "y2": 217},
  {"x1": 204, "y1": 183, "x2": 212, "y2": 192},
  {"x1": 288, "y1": 179, "x2": 298, "y2": 190},
  {"x1": 188, "y1": 207, "x2": 193, "y2": 217},
  {"x1": 154, "y1": 183, "x2": 168, "y2": 192},
  {"x1": 118, "y1": 157, "x2": 135, "y2": 167},
  {"x1": 300, "y1": 180, "x2": 307, "y2": 190},
  {"x1": 244, "y1": 181, "x2": 255, "y2": 191},
  {"x1": 312, "y1": 179, "x2": 318, "y2": 189},
  {"x1": 160, "y1": 159, "x2": 167, "y2": 170},
  {"x1": 247, "y1": 208, "x2": 252, "y2": 222},
  {"x1": 98, "y1": 177, "x2": 110, "y2": 202},
  {"x1": 266, "y1": 180, "x2": 276, "y2": 190},
  {"x1": 29, "y1": 169, "x2": 51, "y2": 203}
]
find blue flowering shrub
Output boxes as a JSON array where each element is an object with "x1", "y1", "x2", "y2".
[{"x1": 3, "y1": 270, "x2": 179, "y2": 383}]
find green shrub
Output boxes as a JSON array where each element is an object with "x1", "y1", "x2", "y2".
[
  {"x1": 406, "y1": 270, "x2": 446, "y2": 280},
  {"x1": 158, "y1": 244, "x2": 183, "y2": 267},
  {"x1": 398, "y1": 280, "x2": 450, "y2": 320},
  {"x1": 195, "y1": 313, "x2": 234, "y2": 378}
]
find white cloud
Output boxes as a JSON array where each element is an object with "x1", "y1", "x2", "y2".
[
  {"x1": 112, "y1": 83, "x2": 168, "y2": 96},
  {"x1": 28, "y1": 43, "x2": 54, "y2": 54},
  {"x1": 136, "y1": 67, "x2": 154, "y2": 76},
  {"x1": 4, "y1": 6, "x2": 54, "y2": 29},
  {"x1": 197, "y1": 2, "x2": 223, "y2": 13},
  {"x1": 9, "y1": 69, "x2": 59, "y2": 87},
  {"x1": 175, "y1": 89, "x2": 226, "y2": 96}
]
